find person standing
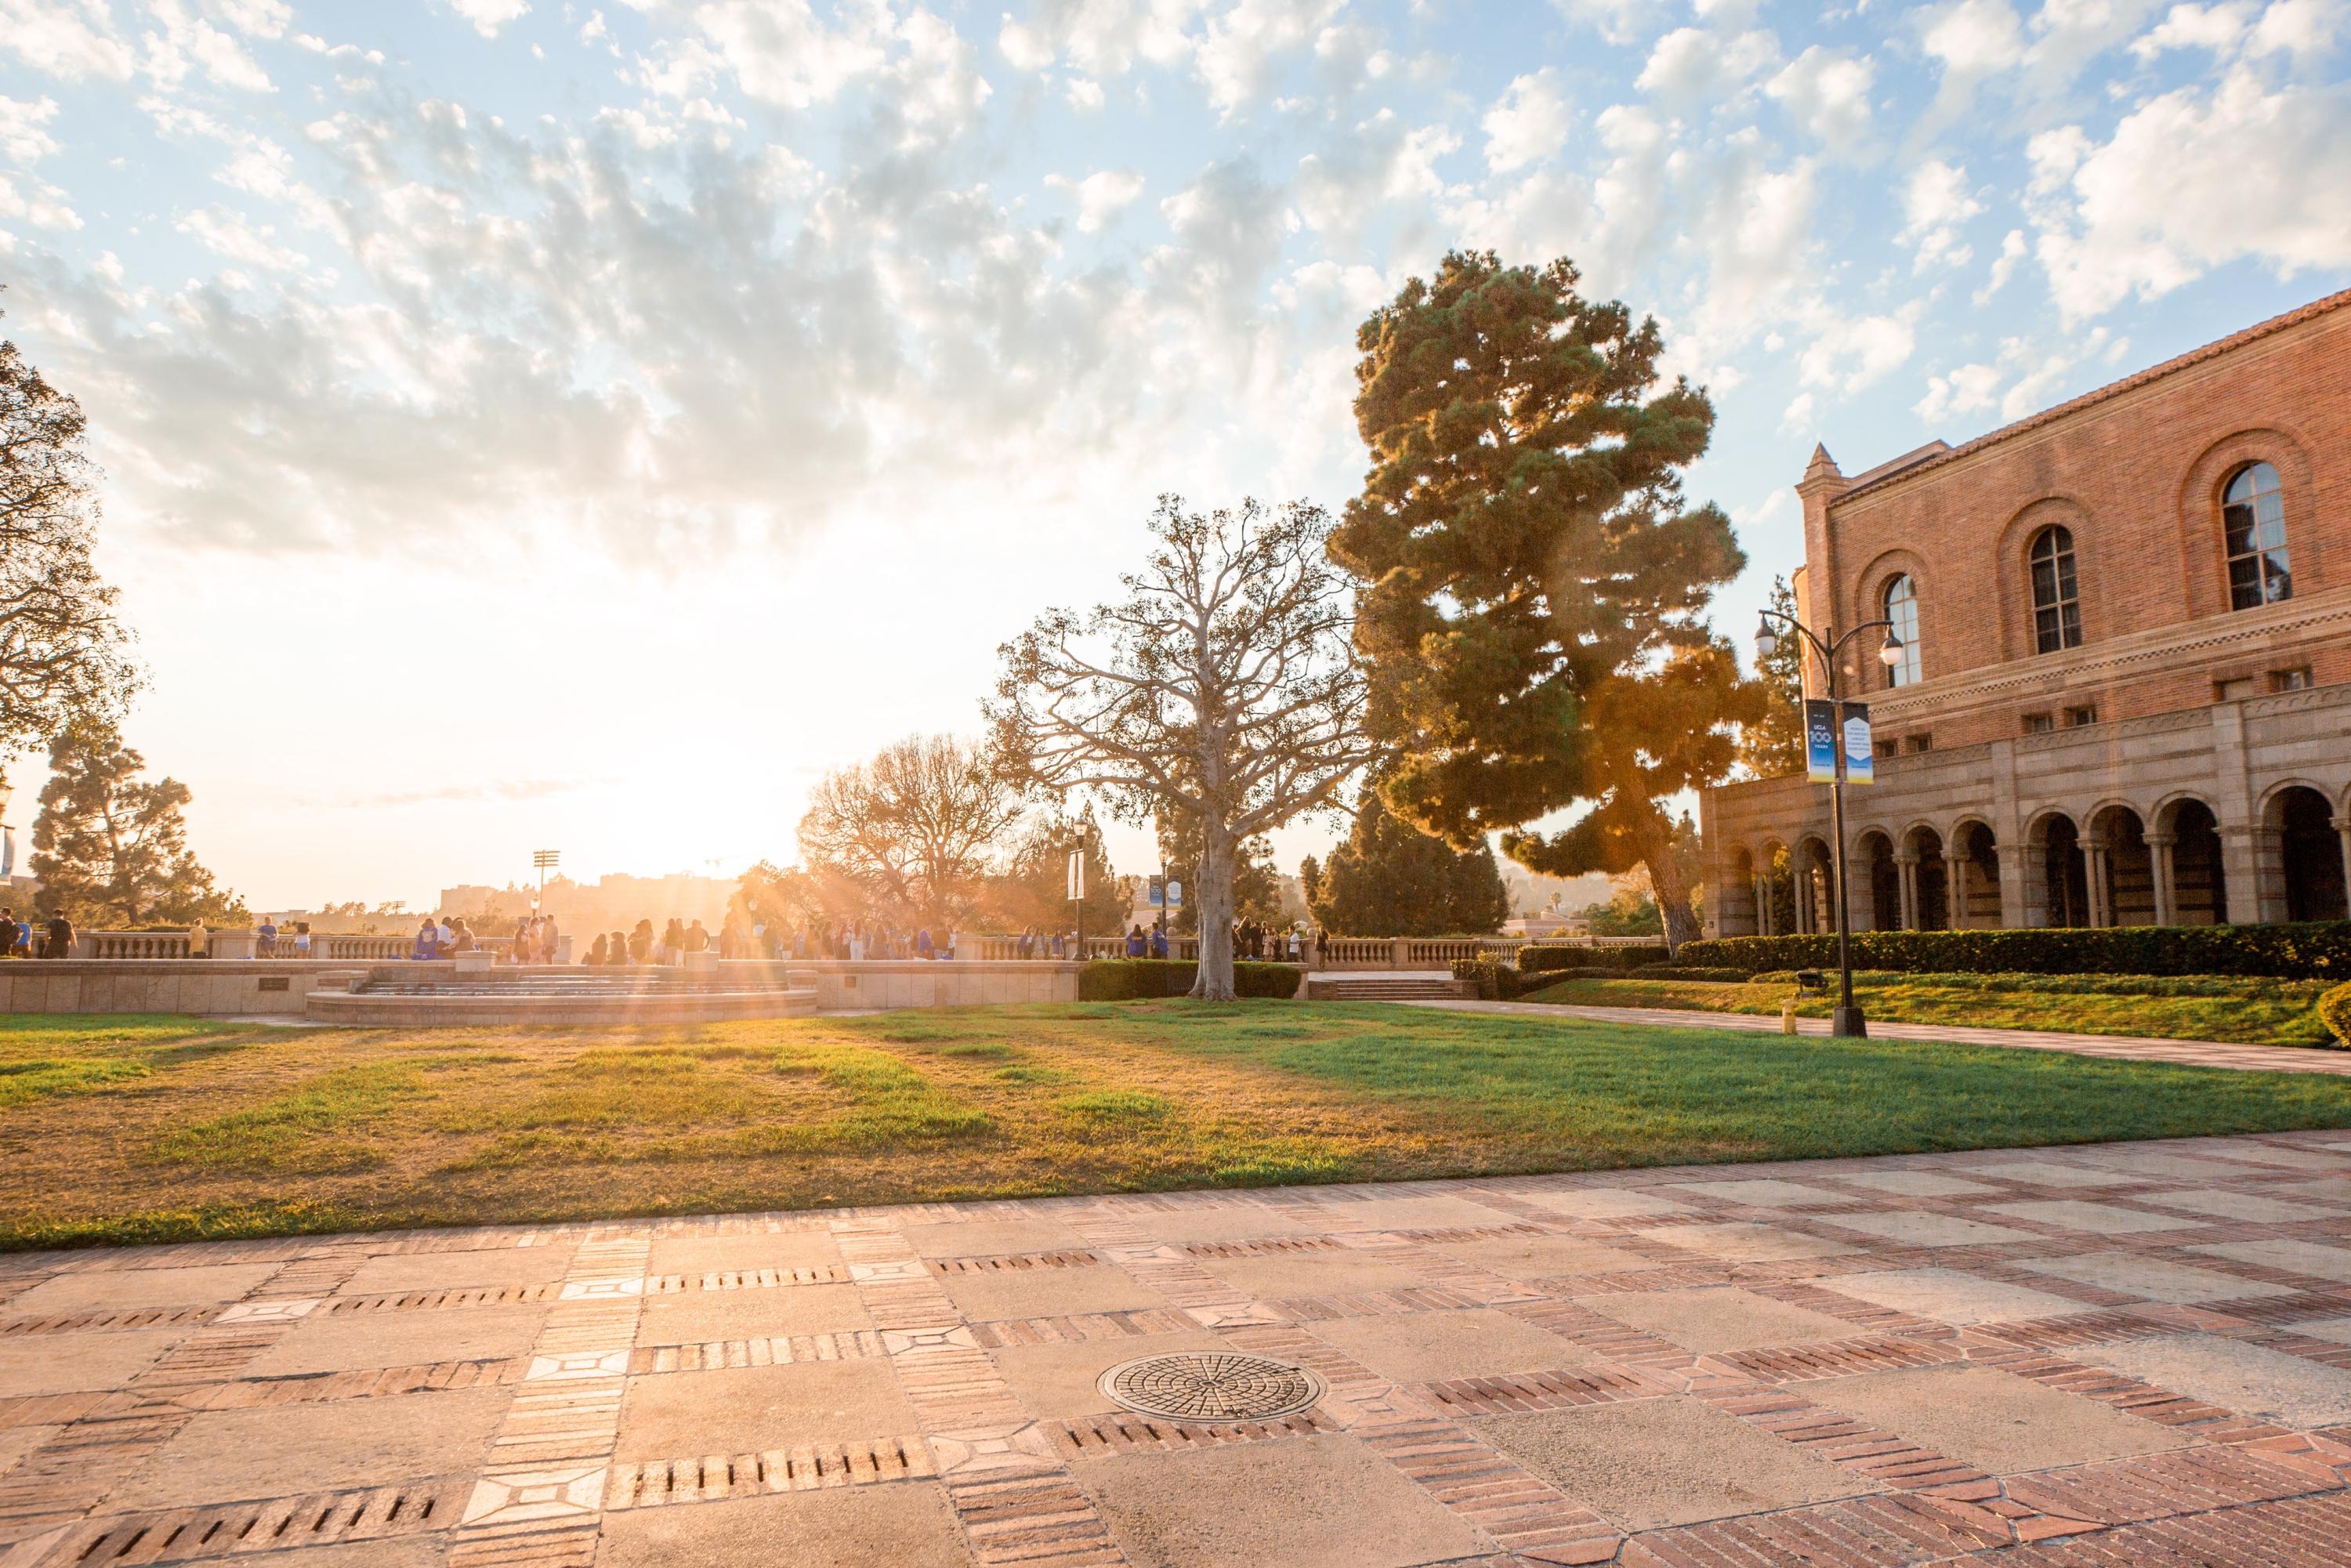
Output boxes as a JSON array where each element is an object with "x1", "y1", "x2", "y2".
[
  {"x1": 293, "y1": 922, "x2": 312, "y2": 958},
  {"x1": 43, "y1": 911, "x2": 74, "y2": 959},
  {"x1": 629, "y1": 920, "x2": 654, "y2": 963}
]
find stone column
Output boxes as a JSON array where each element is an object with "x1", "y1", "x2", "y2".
[
  {"x1": 2085, "y1": 844, "x2": 2111, "y2": 928},
  {"x1": 2146, "y1": 832, "x2": 2177, "y2": 928},
  {"x1": 2337, "y1": 820, "x2": 2351, "y2": 918},
  {"x1": 1948, "y1": 855, "x2": 1973, "y2": 931},
  {"x1": 1894, "y1": 852, "x2": 1919, "y2": 931},
  {"x1": 1754, "y1": 875, "x2": 1773, "y2": 936},
  {"x1": 2236, "y1": 825, "x2": 2279, "y2": 924}
]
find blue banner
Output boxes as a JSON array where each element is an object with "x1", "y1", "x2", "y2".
[
  {"x1": 1842, "y1": 701, "x2": 1875, "y2": 785},
  {"x1": 1804, "y1": 699, "x2": 1838, "y2": 784}
]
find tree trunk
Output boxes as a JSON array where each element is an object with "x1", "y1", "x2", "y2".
[
  {"x1": 1640, "y1": 809, "x2": 1697, "y2": 955},
  {"x1": 1190, "y1": 820, "x2": 1237, "y2": 1001}
]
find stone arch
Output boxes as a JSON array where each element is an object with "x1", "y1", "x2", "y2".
[
  {"x1": 1994, "y1": 496, "x2": 2095, "y2": 662},
  {"x1": 2086, "y1": 802, "x2": 2157, "y2": 927},
  {"x1": 2177, "y1": 426, "x2": 2321, "y2": 619},
  {"x1": 2154, "y1": 793, "x2": 2228, "y2": 927},
  {"x1": 1949, "y1": 817, "x2": 2002, "y2": 929},
  {"x1": 1721, "y1": 843, "x2": 1760, "y2": 936},
  {"x1": 2025, "y1": 809, "x2": 2089, "y2": 929},
  {"x1": 1792, "y1": 834, "x2": 1835, "y2": 935},
  {"x1": 2259, "y1": 781, "x2": 2346, "y2": 923},
  {"x1": 1854, "y1": 827, "x2": 1900, "y2": 932},
  {"x1": 1900, "y1": 821, "x2": 1950, "y2": 932}
]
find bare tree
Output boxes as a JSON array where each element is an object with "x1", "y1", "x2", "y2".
[
  {"x1": 0, "y1": 308, "x2": 136, "y2": 790},
  {"x1": 994, "y1": 496, "x2": 1378, "y2": 1000},
  {"x1": 795, "y1": 733, "x2": 1030, "y2": 929}
]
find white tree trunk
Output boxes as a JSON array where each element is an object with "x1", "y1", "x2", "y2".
[{"x1": 1190, "y1": 821, "x2": 1237, "y2": 1001}]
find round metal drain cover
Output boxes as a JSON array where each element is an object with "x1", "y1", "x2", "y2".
[{"x1": 1098, "y1": 1353, "x2": 1327, "y2": 1421}]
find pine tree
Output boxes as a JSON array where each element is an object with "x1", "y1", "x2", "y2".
[
  {"x1": 30, "y1": 720, "x2": 244, "y2": 927},
  {"x1": 1309, "y1": 788, "x2": 1509, "y2": 936},
  {"x1": 1738, "y1": 576, "x2": 1806, "y2": 778},
  {"x1": 1331, "y1": 252, "x2": 1760, "y2": 949}
]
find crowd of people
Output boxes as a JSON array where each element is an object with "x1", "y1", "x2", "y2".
[{"x1": 0, "y1": 907, "x2": 74, "y2": 958}]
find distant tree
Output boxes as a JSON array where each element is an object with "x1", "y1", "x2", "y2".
[
  {"x1": 1297, "y1": 854, "x2": 1323, "y2": 915},
  {"x1": 796, "y1": 733, "x2": 1029, "y2": 929},
  {"x1": 29, "y1": 720, "x2": 243, "y2": 926},
  {"x1": 1578, "y1": 883, "x2": 1661, "y2": 938},
  {"x1": 984, "y1": 819, "x2": 1132, "y2": 936},
  {"x1": 1309, "y1": 787, "x2": 1510, "y2": 936},
  {"x1": 1156, "y1": 813, "x2": 1285, "y2": 934},
  {"x1": 1738, "y1": 575, "x2": 1806, "y2": 778},
  {"x1": 1330, "y1": 252, "x2": 1760, "y2": 950},
  {"x1": 0, "y1": 306, "x2": 137, "y2": 796},
  {"x1": 994, "y1": 497, "x2": 1378, "y2": 999}
]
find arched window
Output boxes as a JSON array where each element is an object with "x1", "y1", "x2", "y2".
[
  {"x1": 2029, "y1": 526, "x2": 2081, "y2": 654},
  {"x1": 1882, "y1": 574, "x2": 1922, "y2": 687},
  {"x1": 2222, "y1": 462, "x2": 2291, "y2": 610}
]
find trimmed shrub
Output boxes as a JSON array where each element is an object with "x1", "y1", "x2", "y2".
[
  {"x1": 2320, "y1": 982, "x2": 2351, "y2": 1048},
  {"x1": 1516, "y1": 944, "x2": 1672, "y2": 976},
  {"x1": 1675, "y1": 922, "x2": 2351, "y2": 981},
  {"x1": 1078, "y1": 960, "x2": 1302, "y2": 1001},
  {"x1": 1451, "y1": 955, "x2": 1528, "y2": 1000}
]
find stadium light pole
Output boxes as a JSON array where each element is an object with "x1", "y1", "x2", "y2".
[
  {"x1": 1754, "y1": 611, "x2": 1909, "y2": 1038},
  {"x1": 532, "y1": 849, "x2": 560, "y2": 911}
]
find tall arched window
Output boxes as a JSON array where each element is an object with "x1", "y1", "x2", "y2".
[
  {"x1": 2029, "y1": 526, "x2": 2081, "y2": 654},
  {"x1": 2222, "y1": 462, "x2": 2291, "y2": 610},
  {"x1": 1882, "y1": 574, "x2": 1922, "y2": 688}
]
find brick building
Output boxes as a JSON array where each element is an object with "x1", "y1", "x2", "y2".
[{"x1": 1702, "y1": 288, "x2": 2351, "y2": 937}]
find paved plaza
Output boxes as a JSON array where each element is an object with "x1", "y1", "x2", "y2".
[{"x1": 5, "y1": 1135, "x2": 2351, "y2": 1565}]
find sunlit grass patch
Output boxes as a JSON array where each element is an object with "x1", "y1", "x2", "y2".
[
  {"x1": 1054, "y1": 1089, "x2": 1176, "y2": 1137},
  {"x1": 152, "y1": 1057, "x2": 466, "y2": 1174}
]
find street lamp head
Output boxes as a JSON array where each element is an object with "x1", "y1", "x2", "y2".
[
  {"x1": 1753, "y1": 617, "x2": 1778, "y2": 660},
  {"x1": 1878, "y1": 632, "x2": 1907, "y2": 668}
]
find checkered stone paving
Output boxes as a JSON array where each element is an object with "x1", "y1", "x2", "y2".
[{"x1": 7, "y1": 1133, "x2": 2351, "y2": 1565}]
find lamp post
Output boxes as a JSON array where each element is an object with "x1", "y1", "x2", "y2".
[
  {"x1": 1067, "y1": 802, "x2": 1099, "y2": 961},
  {"x1": 1754, "y1": 610, "x2": 1910, "y2": 1037}
]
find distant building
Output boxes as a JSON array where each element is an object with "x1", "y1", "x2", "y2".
[{"x1": 1704, "y1": 289, "x2": 2351, "y2": 936}]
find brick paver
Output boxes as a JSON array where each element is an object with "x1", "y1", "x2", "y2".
[
  {"x1": 1409, "y1": 997, "x2": 2351, "y2": 1075},
  {"x1": 3, "y1": 1132, "x2": 2351, "y2": 1563}
]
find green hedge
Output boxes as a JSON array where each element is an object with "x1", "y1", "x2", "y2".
[
  {"x1": 1078, "y1": 960, "x2": 1302, "y2": 1001},
  {"x1": 2320, "y1": 982, "x2": 2351, "y2": 1047},
  {"x1": 1677, "y1": 923, "x2": 2351, "y2": 980},
  {"x1": 1516, "y1": 945, "x2": 1671, "y2": 975}
]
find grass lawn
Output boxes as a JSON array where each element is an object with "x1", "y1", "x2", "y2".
[
  {"x1": 6, "y1": 1001, "x2": 2351, "y2": 1249},
  {"x1": 1522, "y1": 971, "x2": 2338, "y2": 1048}
]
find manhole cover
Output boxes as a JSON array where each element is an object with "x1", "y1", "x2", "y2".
[{"x1": 1098, "y1": 1353, "x2": 1327, "y2": 1421}]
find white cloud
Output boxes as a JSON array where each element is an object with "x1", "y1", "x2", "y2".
[
  {"x1": 1482, "y1": 69, "x2": 1570, "y2": 173},
  {"x1": 1766, "y1": 46, "x2": 1874, "y2": 154},
  {"x1": 994, "y1": 0, "x2": 1200, "y2": 78},
  {"x1": 1914, "y1": 360, "x2": 2002, "y2": 422},
  {"x1": 1636, "y1": 27, "x2": 1778, "y2": 103},
  {"x1": 1976, "y1": 226, "x2": 2028, "y2": 302},
  {"x1": 1065, "y1": 74, "x2": 1105, "y2": 110},
  {"x1": 1796, "y1": 309, "x2": 1919, "y2": 390},
  {"x1": 0, "y1": 0, "x2": 136, "y2": 80},
  {"x1": 2251, "y1": 0, "x2": 2346, "y2": 60},
  {"x1": 1047, "y1": 167, "x2": 1147, "y2": 230},
  {"x1": 1549, "y1": 0, "x2": 1655, "y2": 46},
  {"x1": 1196, "y1": 0, "x2": 1342, "y2": 115},
  {"x1": 1897, "y1": 159, "x2": 1986, "y2": 270},
  {"x1": 2031, "y1": 65, "x2": 2351, "y2": 318},
  {"x1": 144, "y1": 0, "x2": 277, "y2": 92},
  {"x1": 1778, "y1": 389, "x2": 1814, "y2": 433},
  {"x1": 447, "y1": 0, "x2": 531, "y2": 38},
  {"x1": 1919, "y1": 0, "x2": 2025, "y2": 110},
  {"x1": 642, "y1": 2, "x2": 889, "y2": 110},
  {"x1": 0, "y1": 96, "x2": 62, "y2": 165},
  {"x1": 177, "y1": 204, "x2": 307, "y2": 270}
]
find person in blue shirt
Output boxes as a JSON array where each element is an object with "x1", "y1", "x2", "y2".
[
  {"x1": 1150, "y1": 924, "x2": 1168, "y2": 959},
  {"x1": 257, "y1": 917, "x2": 279, "y2": 958},
  {"x1": 915, "y1": 927, "x2": 935, "y2": 960}
]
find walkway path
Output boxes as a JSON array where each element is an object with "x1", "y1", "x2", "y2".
[
  {"x1": 5, "y1": 1133, "x2": 2351, "y2": 1565},
  {"x1": 1407, "y1": 996, "x2": 2351, "y2": 1076}
]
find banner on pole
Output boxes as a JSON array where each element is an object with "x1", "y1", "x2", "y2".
[
  {"x1": 1067, "y1": 850, "x2": 1085, "y2": 901},
  {"x1": 1841, "y1": 701, "x2": 1875, "y2": 785},
  {"x1": 1804, "y1": 699, "x2": 1838, "y2": 784}
]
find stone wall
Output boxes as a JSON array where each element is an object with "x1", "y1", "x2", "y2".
[
  {"x1": 0, "y1": 961, "x2": 344, "y2": 1016},
  {"x1": 784, "y1": 961, "x2": 1084, "y2": 1011}
]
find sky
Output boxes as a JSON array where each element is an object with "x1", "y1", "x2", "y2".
[{"x1": 1, "y1": 0, "x2": 2347, "y2": 912}]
